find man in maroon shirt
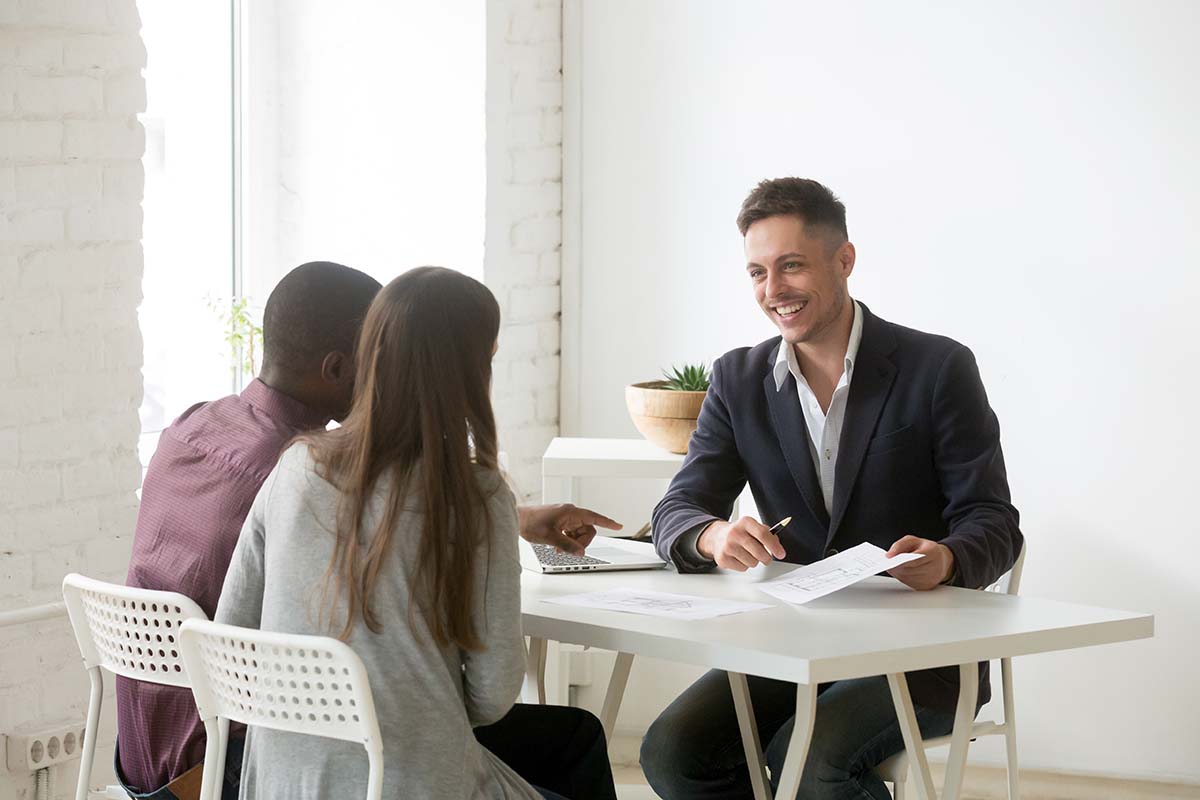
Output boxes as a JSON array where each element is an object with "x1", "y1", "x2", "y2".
[{"x1": 118, "y1": 261, "x2": 621, "y2": 799}]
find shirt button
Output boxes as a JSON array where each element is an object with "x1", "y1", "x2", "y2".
[{"x1": 824, "y1": 449, "x2": 831, "y2": 459}]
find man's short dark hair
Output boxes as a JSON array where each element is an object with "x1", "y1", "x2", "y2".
[
  {"x1": 262, "y1": 261, "x2": 382, "y2": 372},
  {"x1": 736, "y1": 178, "x2": 848, "y2": 245}
]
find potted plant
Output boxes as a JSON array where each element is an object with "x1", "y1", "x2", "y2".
[{"x1": 625, "y1": 363, "x2": 711, "y2": 454}]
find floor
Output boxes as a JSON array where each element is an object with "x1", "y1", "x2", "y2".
[{"x1": 614, "y1": 767, "x2": 657, "y2": 800}]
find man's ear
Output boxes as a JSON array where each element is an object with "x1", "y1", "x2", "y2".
[
  {"x1": 839, "y1": 241, "x2": 857, "y2": 278},
  {"x1": 320, "y1": 351, "x2": 352, "y2": 384}
]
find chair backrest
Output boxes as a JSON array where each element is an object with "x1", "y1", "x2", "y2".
[
  {"x1": 986, "y1": 543, "x2": 1027, "y2": 597},
  {"x1": 178, "y1": 619, "x2": 383, "y2": 754},
  {"x1": 62, "y1": 573, "x2": 208, "y2": 686}
]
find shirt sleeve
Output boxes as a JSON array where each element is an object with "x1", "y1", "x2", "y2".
[{"x1": 461, "y1": 476, "x2": 527, "y2": 727}]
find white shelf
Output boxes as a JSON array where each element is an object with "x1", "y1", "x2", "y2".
[{"x1": 542, "y1": 437, "x2": 685, "y2": 479}]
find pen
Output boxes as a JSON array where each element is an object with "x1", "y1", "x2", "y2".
[{"x1": 768, "y1": 516, "x2": 792, "y2": 533}]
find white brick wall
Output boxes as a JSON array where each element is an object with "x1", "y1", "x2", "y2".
[
  {"x1": 0, "y1": 1, "x2": 145, "y2": 796},
  {"x1": 485, "y1": 0, "x2": 563, "y2": 500}
]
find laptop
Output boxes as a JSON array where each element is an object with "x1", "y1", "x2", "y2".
[{"x1": 519, "y1": 535, "x2": 667, "y2": 574}]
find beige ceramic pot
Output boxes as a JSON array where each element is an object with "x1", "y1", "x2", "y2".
[{"x1": 625, "y1": 381, "x2": 707, "y2": 454}]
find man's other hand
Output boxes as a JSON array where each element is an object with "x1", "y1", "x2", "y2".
[
  {"x1": 697, "y1": 517, "x2": 786, "y2": 571},
  {"x1": 517, "y1": 504, "x2": 623, "y2": 556},
  {"x1": 886, "y1": 535, "x2": 955, "y2": 590}
]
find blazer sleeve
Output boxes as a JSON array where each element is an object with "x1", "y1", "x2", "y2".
[
  {"x1": 651, "y1": 357, "x2": 748, "y2": 572},
  {"x1": 932, "y1": 344, "x2": 1024, "y2": 590}
]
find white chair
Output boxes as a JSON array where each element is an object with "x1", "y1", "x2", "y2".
[
  {"x1": 178, "y1": 619, "x2": 384, "y2": 800},
  {"x1": 876, "y1": 545, "x2": 1027, "y2": 800},
  {"x1": 61, "y1": 573, "x2": 210, "y2": 800}
]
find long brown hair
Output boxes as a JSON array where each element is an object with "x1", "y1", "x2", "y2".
[{"x1": 299, "y1": 267, "x2": 502, "y2": 649}]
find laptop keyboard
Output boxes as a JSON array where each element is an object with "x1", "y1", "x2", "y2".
[{"x1": 532, "y1": 544, "x2": 609, "y2": 567}]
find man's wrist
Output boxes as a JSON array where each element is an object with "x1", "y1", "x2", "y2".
[{"x1": 939, "y1": 543, "x2": 957, "y2": 585}]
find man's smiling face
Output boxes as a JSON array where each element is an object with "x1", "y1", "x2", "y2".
[{"x1": 745, "y1": 214, "x2": 854, "y2": 347}]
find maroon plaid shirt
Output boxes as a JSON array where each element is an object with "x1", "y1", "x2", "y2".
[{"x1": 116, "y1": 379, "x2": 329, "y2": 791}]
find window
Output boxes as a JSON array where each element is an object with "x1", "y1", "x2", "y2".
[
  {"x1": 137, "y1": 0, "x2": 237, "y2": 468},
  {"x1": 137, "y1": 0, "x2": 486, "y2": 471}
]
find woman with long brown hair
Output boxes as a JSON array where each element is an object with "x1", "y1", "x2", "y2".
[{"x1": 215, "y1": 267, "x2": 600, "y2": 799}]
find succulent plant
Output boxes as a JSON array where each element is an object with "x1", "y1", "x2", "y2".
[{"x1": 662, "y1": 363, "x2": 711, "y2": 392}]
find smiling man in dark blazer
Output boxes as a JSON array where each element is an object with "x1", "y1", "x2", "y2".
[{"x1": 640, "y1": 178, "x2": 1024, "y2": 800}]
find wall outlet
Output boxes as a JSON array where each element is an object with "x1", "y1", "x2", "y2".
[{"x1": 5, "y1": 720, "x2": 87, "y2": 773}]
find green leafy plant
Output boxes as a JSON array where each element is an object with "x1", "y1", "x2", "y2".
[
  {"x1": 661, "y1": 362, "x2": 711, "y2": 392},
  {"x1": 207, "y1": 295, "x2": 263, "y2": 381}
]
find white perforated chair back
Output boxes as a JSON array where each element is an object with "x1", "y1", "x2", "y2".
[
  {"x1": 62, "y1": 574, "x2": 210, "y2": 800},
  {"x1": 179, "y1": 620, "x2": 384, "y2": 800},
  {"x1": 62, "y1": 573, "x2": 208, "y2": 686}
]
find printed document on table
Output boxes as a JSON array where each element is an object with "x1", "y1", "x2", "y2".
[
  {"x1": 544, "y1": 588, "x2": 772, "y2": 621},
  {"x1": 758, "y1": 542, "x2": 925, "y2": 605}
]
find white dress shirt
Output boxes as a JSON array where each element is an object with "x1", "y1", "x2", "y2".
[{"x1": 772, "y1": 300, "x2": 864, "y2": 514}]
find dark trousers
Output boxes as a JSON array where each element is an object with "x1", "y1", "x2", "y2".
[
  {"x1": 476, "y1": 703, "x2": 618, "y2": 800},
  {"x1": 640, "y1": 671, "x2": 960, "y2": 800},
  {"x1": 114, "y1": 735, "x2": 244, "y2": 800}
]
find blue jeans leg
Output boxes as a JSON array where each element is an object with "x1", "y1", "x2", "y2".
[{"x1": 764, "y1": 676, "x2": 958, "y2": 800}]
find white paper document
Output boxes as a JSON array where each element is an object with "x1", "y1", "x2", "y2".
[
  {"x1": 758, "y1": 542, "x2": 925, "y2": 605},
  {"x1": 544, "y1": 588, "x2": 772, "y2": 621}
]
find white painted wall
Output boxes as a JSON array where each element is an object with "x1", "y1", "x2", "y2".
[
  {"x1": 0, "y1": 1, "x2": 146, "y2": 795},
  {"x1": 485, "y1": 0, "x2": 565, "y2": 499},
  {"x1": 565, "y1": 0, "x2": 1200, "y2": 783}
]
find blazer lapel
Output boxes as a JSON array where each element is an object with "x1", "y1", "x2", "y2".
[
  {"x1": 763, "y1": 342, "x2": 831, "y2": 531},
  {"x1": 828, "y1": 308, "x2": 897, "y2": 543}
]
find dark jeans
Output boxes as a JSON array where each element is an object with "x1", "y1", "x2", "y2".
[
  {"x1": 476, "y1": 703, "x2": 618, "y2": 800},
  {"x1": 640, "y1": 671, "x2": 960, "y2": 800},
  {"x1": 114, "y1": 735, "x2": 243, "y2": 800}
]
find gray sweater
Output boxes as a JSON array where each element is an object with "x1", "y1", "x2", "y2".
[{"x1": 216, "y1": 443, "x2": 540, "y2": 800}]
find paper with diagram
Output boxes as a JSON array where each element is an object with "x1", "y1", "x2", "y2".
[
  {"x1": 758, "y1": 542, "x2": 925, "y2": 605},
  {"x1": 544, "y1": 588, "x2": 772, "y2": 621}
]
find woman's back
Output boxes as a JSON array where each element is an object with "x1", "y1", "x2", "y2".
[{"x1": 216, "y1": 443, "x2": 540, "y2": 800}]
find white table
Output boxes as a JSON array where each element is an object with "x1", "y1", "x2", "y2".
[{"x1": 522, "y1": 567, "x2": 1153, "y2": 800}]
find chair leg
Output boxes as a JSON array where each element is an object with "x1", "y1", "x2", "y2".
[
  {"x1": 1001, "y1": 657, "x2": 1020, "y2": 799},
  {"x1": 893, "y1": 778, "x2": 907, "y2": 800},
  {"x1": 75, "y1": 668, "x2": 103, "y2": 800}
]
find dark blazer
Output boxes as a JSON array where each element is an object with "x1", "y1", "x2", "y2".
[{"x1": 651, "y1": 302, "x2": 1023, "y2": 711}]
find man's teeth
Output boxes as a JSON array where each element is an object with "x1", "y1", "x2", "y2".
[{"x1": 775, "y1": 302, "x2": 806, "y2": 315}]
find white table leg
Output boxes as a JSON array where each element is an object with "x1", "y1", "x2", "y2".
[
  {"x1": 941, "y1": 663, "x2": 978, "y2": 800},
  {"x1": 600, "y1": 652, "x2": 634, "y2": 740},
  {"x1": 728, "y1": 671, "x2": 772, "y2": 800},
  {"x1": 772, "y1": 681, "x2": 818, "y2": 800},
  {"x1": 887, "y1": 673, "x2": 938, "y2": 800},
  {"x1": 524, "y1": 636, "x2": 548, "y2": 704}
]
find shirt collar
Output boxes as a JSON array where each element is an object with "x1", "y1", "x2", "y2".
[
  {"x1": 240, "y1": 378, "x2": 332, "y2": 432},
  {"x1": 773, "y1": 300, "x2": 864, "y2": 391}
]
